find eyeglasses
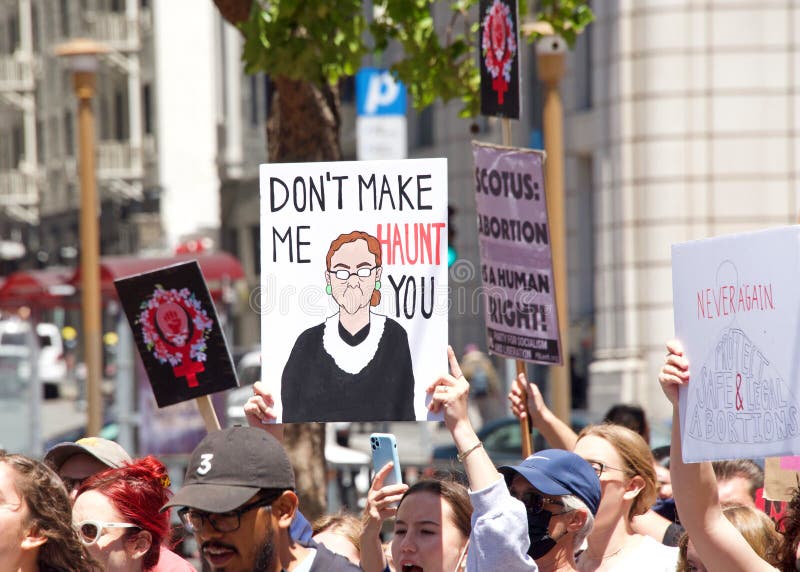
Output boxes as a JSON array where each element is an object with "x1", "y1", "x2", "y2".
[
  {"x1": 588, "y1": 460, "x2": 627, "y2": 478},
  {"x1": 73, "y1": 520, "x2": 140, "y2": 546},
  {"x1": 178, "y1": 497, "x2": 274, "y2": 534},
  {"x1": 511, "y1": 491, "x2": 566, "y2": 515},
  {"x1": 329, "y1": 267, "x2": 378, "y2": 280}
]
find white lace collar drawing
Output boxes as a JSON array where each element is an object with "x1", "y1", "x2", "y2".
[{"x1": 322, "y1": 312, "x2": 386, "y2": 375}]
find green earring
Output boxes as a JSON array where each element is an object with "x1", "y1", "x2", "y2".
[
  {"x1": 375, "y1": 280, "x2": 381, "y2": 291},
  {"x1": 325, "y1": 284, "x2": 332, "y2": 295}
]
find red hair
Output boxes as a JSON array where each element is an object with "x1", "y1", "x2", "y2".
[
  {"x1": 326, "y1": 231, "x2": 382, "y2": 306},
  {"x1": 78, "y1": 455, "x2": 172, "y2": 570}
]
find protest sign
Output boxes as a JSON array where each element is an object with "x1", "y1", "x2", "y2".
[
  {"x1": 115, "y1": 261, "x2": 238, "y2": 410},
  {"x1": 259, "y1": 158, "x2": 448, "y2": 423},
  {"x1": 479, "y1": 0, "x2": 520, "y2": 118},
  {"x1": 672, "y1": 226, "x2": 800, "y2": 462},
  {"x1": 472, "y1": 143, "x2": 562, "y2": 365},
  {"x1": 764, "y1": 457, "x2": 798, "y2": 504}
]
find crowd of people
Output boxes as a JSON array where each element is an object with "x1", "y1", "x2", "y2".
[{"x1": 4, "y1": 342, "x2": 800, "y2": 571}]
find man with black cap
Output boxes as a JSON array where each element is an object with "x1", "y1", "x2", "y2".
[{"x1": 164, "y1": 426, "x2": 359, "y2": 572}]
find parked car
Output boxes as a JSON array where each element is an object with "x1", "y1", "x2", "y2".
[
  {"x1": 431, "y1": 412, "x2": 596, "y2": 470},
  {"x1": 0, "y1": 320, "x2": 67, "y2": 399}
]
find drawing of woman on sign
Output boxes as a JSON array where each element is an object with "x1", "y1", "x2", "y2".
[{"x1": 281, "y1": 230, "x2": 416, "y2": 422}]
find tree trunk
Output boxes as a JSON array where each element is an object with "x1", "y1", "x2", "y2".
[
  {"x1": 211, "y1": 0, "x2": 341, "y2": 523},
  {"x1": 268, "y1": 77, "x2": 340, "y2": 521}
]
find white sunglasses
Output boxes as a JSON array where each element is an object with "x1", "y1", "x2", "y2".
[{"x1": 73, "y1": 520, "x2": 140, "y2": 546}]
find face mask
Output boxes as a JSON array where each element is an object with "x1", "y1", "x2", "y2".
[{"x1": 527, "y1": 509, "x2": 558, "y2": 559}]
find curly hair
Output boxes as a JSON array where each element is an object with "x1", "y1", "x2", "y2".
[
  {"x1": 0, "y1": 452, "x2": 100, "y2": 572},
  {"x1": 77, "y1": 455, "x2": 173, "y2": 570}
]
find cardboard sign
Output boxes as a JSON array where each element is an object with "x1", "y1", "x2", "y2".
[
  {"x1": 672, "y1": 226, "x2": 800, "y2": 462},
  {"x1": 764, "y1": 457, "x2": 799, "y2": 503},
  {"x1": 259, "y1": 158, "x2": 448, "y2": 423},
  {"x1": 479, "y1": 0, "x2": 520, "y2": 118},
  {"x1": 115, "y1": 261, "x2": 238, "y2": 407},
  {"x1": 472, "y1": 143, "x2": 561, "y2": 364}
]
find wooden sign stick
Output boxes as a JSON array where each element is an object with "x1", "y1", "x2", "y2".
[
  {"x1": 516, "y1": 360, "x2": 532, "y2": 457},
  {"x1": 499, "y1": 117, "x2": 532, "y2": 458},
  {"x1": 196, "y1": 395, "x2": 221, "y2": 432}
]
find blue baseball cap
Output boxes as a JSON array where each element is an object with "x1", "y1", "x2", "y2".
[{"x1": 499, "y1": 449, "x2": 601, "y2": 515}]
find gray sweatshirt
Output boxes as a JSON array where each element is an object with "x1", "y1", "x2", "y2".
[{"x1": 466, "y1": 477, "x2": 538, "y2": 572}]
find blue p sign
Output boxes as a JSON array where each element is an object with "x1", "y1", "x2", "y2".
[{"x1": 356, "y1": 68, "x2": 407, "y2": 117}]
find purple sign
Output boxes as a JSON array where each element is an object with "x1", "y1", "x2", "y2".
[{"x1": 472, "y1": 143, "x2": 562, "y2": 365}]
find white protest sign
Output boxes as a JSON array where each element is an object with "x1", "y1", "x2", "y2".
[
  {"x1": 259, "y1": 158, "x2": 448, "y2": 423},
  {"x1": 672, "y1": 226, "x2": 800, "y2": 462}
]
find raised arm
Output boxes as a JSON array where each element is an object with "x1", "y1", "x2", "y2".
[
  {"x1": 508, "y1": 373, "x2": 578, "y2": 451},
  {"x1": 427, "y1": 346, "x2": 502, "y2": 491},
  {"x1": 659, "y1": 339, "x2": 773, "y2": 572}
]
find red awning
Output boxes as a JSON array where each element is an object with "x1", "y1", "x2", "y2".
[
  {"x1": 70, "y1": 252, "x2": 245, "y2": 299},
  {"x1": 0, "y1": 267, "x2": 76, "y2": 309}
]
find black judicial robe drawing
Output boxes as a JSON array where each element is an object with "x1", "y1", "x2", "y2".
[
  {"x1": 280, "y1": 230, "x2": 416, "y2": 422},
  {"x1": 281, "y1": 312, "x2": 415, "y2": 422}
]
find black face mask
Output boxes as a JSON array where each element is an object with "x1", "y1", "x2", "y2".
[{"x1": 527, "y1": 509, "x2": 558, "y2": 559}]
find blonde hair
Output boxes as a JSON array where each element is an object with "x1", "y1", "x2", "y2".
[
  {"x1": 677, "y1": 505, "x2": 781, "y2": 571},
  {"x1": 577, "y1": 423, "x2": 656, "y2": 519},
  {"x1": 312, "y1": 511, "x2": 363, "y2": 552}
]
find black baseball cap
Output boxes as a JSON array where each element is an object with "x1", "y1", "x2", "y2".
[{"x1": 163, "y1": 426, "x2": 295, "y2": 513}]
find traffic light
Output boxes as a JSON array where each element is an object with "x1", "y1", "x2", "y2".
[{"x1": 447, "y1": 204, "x2": 457, "y2": 267}]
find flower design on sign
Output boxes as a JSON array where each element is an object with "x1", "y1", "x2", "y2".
[
  {"x1": 481, "y1": 0, "x2": 517, "y2": 105},
  {"x1": 137, "y1": 286, "x2": 213, "y2": 388}
]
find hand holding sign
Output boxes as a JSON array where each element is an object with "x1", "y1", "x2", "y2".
[{"x1": 658, "y1": 339, "x2": 690, "y2": 408}]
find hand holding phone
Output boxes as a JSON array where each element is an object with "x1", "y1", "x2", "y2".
[{"x1": 370, "y1": 433, "x2": 402, "y2": 486}]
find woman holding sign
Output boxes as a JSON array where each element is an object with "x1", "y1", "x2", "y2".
[
  {"x1": 659, "y1": 339, "x2": 777, "y2": 572},
  {"x1": 281, "y1": 231, "x2": 416, "y2": 422}
]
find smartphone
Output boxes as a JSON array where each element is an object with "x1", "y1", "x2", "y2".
[{"x1": 370, "y1": 433, "x2": 402, "y2": 486}]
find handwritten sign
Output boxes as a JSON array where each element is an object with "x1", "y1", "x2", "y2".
[
  {"x1": 115, "y1": 261, "x2": 238, "y2": 407},
  {"x1": 672, "y1": 226, "x2": 800, "y2": 462},
  {"x1": 260, "y1": 158, "x2": 448, "y2": 423},
  {"x1": 471, "y1": 143, "x2": 561, "y2": 365}
]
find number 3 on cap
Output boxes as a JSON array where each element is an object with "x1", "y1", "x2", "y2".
[{"x1": 197, "y1": 453, "x2": 214, "y2": 475}]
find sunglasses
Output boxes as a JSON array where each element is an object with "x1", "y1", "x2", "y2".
[
  {"x1": 73, "y1": 520, "x2": 140, "y2": 546},
  {"x1": 511, "y1": 491, "x2": 566, "y2": 515}
]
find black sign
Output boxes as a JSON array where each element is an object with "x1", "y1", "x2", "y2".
[
  {"x1": 479, "y1": 0, "x2": 520, "y2": 119},
  {"x1": 115, "y1": 261, "x2": 238, "y2": 407}
]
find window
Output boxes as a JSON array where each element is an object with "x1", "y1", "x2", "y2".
[
  {"x1": 60, "y1": 0, "x2": 70, "y2": 37},
  {"x1": 249, "y1": 76, "x2": 258, "y2": 127},
  {"x1": 8, "y1": 16, "x2": 19, "y2": 54},
  {"x1": 263, "y1": 75, "x2": 271, "y2": 119},
  {"x1": 250, "y1": 225, "x2": 260, "y2": 275},
  {"x1": 11, "y1": 126, "x2": 23, "y2": 167},
  {"x1": 114, "y1": 90, "x2": 126, "y2": 140},
  {"x1": 143, "y1": 84, "x2": 152, "y2": 134},
  {"x1": 36, "y1": 119, "x2": 45, "y2": 162},
  {"x1": 64, "y1": 111, "x2": 74, "y2": 156},
  {"x1": 416, "y1": 106, "x2": 434, "y2": 148}
]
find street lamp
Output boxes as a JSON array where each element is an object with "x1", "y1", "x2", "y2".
[{"x1": 55, "y1": 38, "x2": 109, "y2": 437}]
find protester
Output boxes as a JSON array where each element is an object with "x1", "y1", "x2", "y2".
[
  {"x1": 0, "y1": 451, "x2": 99, "y2": 572},
  {"x1": 659, "y1": 338, "x2": 778, "y2": 572},
  {"x1": 312, "y1": 511, "x2": 363, "y2": 565},
  {"x1": 73, "y1": 455, "x2": 181, "y2": 572},
  {"x1": 509, "y1": 376, "x2": 683, "y2": 550},
  {"x1": 44, "y1": 438, "x2": 195, "y2": 572},
  {"x1": 676, "y1": 505, "x2": 782, "y2": 572},
  {"x1": 778, "y1": 487, "x2": 800, "y2": 571},
  {"x1": 460, "y1": 343, "x2": 503, "y2": 425},
  {"x1": 44, "y1": 437, "x2": 132, "y2": 502},
  {"x1": 361, "y1": 465, "x2": 471, "y2": 572},
  {"x1": 712, "y1": 460, "x2": 764, "y2": 507},
  {"x1": 163, "y1": 426, "x2": 360, "y2": 572},
  {"x1": 424, "y1": 346, "x2": 601, "y2": 571},
  {"x1": 572, "y1": 423, "x2": 679, "y2": 570}
]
